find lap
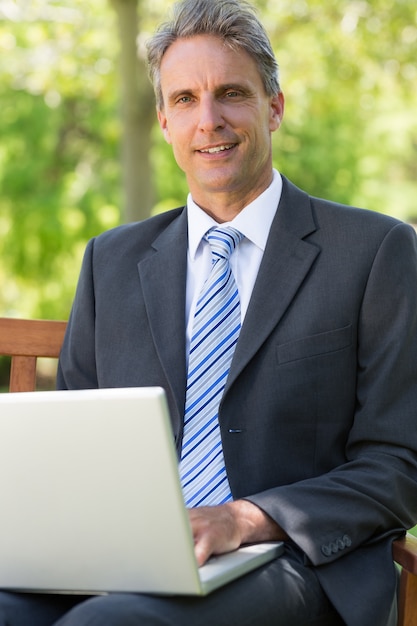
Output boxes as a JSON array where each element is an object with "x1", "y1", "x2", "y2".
[
  {"x1": 0, "y1": 545, "x2": 344, "y2": 626},
  {"x1": 0, "y1": 591, "x2": 85, "y2": 626}
]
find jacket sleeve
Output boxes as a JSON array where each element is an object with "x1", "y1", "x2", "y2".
[{"x1": 57, "y1": 238, "x2": 99, "y2": 390}]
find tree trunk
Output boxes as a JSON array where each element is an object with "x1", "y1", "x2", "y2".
[{"x1": 110, "y1": 0, "x2": 156, "y2": 223}]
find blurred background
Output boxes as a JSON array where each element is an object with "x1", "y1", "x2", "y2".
[{"x1": 1, "y1": 0, "x2": 416, "y2": 322}]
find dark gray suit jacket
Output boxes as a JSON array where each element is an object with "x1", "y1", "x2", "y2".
[{"x1": 58, "y1": 176, "x2": 417, "y2": 626}]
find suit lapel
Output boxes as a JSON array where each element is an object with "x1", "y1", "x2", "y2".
[
  {"x1": 137, "y1": 209, "x2": 188, "y2": 425},
  {"x1": 136, "y1": 179, "x2": 319, "y2": 415},
  {"x1": 227, "y1": 177, "x2": 320, "y2": 388}
]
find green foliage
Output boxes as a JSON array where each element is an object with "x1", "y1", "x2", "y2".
[
  {"x1": 0, "y1": 1, "x2": 121, "y2": 319},
  {"x1": 1, "y1": 0, "x2": 416, "y2": 319},
  {"x1": 268, "y1": 0, "x2": 417, "y2": 218}
]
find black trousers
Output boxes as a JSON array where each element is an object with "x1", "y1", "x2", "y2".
[{"x1": 0, "y1": 545, "x2": 344, "y2": 626}]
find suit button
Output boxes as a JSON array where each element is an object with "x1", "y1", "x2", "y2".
[
  {"x1": 337, "y1": 538, "x2": 345, "y2": 550},
  {"x1": 321, "y1": 544, "x2": 332, "y2": 557}
]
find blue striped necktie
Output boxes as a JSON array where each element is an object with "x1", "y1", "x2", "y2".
[{"x1": 179, "y1": 226, "x2": 243, "y2": 507}]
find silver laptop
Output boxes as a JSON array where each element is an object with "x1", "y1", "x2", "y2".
[{"x1": 0, "y1": 387, "x2": 283, "y2": 595}]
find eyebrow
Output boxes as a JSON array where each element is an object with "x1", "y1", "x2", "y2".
[{"x1": 166, "y1": 83, "x2": 253, "y2": 104}]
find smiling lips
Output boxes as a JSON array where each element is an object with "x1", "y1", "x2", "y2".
[{"x1": 198, "y1": 144, "x2": 236, "y2": 154}]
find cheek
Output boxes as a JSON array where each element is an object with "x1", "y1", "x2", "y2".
[
  {"x1": 166, "y1": 121, "x2": 192, "y2": 155},
  {"x1": 253, "y1": 121, "x2": 273, "y2": 150},
  {"x1": 170, "y1": 140, "x2": 189, "y2": 172}
]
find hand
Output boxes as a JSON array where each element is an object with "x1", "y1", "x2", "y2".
[{"x1": 188, "y1": 499, "x2": 288, "y2": 566}]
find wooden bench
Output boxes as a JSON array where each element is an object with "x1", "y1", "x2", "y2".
[{"x1": 0, "y1": 317, "x2": 67, "y2": 391}]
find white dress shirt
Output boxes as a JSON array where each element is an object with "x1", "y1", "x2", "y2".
[{"x1": 185, "y1": 169, "x2": 283, "y2": 352}]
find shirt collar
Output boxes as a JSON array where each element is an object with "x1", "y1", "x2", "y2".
[{"x1": 187, "y1": 169, "x2": 282, "y2": 260}]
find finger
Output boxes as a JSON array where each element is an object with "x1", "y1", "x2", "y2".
[{"x1": 193, "y1": 533, "x2": 213, "y2": 566}]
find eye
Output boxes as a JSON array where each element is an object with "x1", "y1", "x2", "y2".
[
  {"x1": 176, "y1": 95, "x2": 193, "y2": 104},
  {"x1": 225, "y1": 90, "x2": 239, "y2": 98}
]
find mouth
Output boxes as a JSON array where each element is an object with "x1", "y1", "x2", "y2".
[{"x1": 197, "y1": 144, "x2": 237, "y2": 154}]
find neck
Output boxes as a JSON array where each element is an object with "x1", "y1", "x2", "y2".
[
  {"x1": 189, "y1": 173, "x2": 274, "y2": 223},
  {"x1": 194, "y1": 200, "x2": 245, "y2": 224}
]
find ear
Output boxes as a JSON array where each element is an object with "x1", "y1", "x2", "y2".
[
  {"x1": 157, "y1": 109, "x2": 172, "y2": 144},
  {"x1": 269, "y1": 91, "x2": 285, "y2": 132}
]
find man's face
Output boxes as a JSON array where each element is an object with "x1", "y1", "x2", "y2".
[{"x1": 157, "y1": 34, "x2": 284, "y2": 215}]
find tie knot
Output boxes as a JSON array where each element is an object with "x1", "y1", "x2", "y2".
[{"x1": 205, "y1": 226, "x2": 243, "y2": 262}]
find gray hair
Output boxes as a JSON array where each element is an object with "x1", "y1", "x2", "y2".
[{"x1": 146, "y1": 0, "x2": 280, "y2": 110}]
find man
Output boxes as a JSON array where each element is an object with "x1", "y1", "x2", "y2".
[{"x1": 2, "y1": 0, "x2": 417, "y2": 624}]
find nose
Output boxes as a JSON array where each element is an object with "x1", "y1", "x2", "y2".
[{"x1": 198, "y1": 95, "x2": 225, "y2": 132}]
